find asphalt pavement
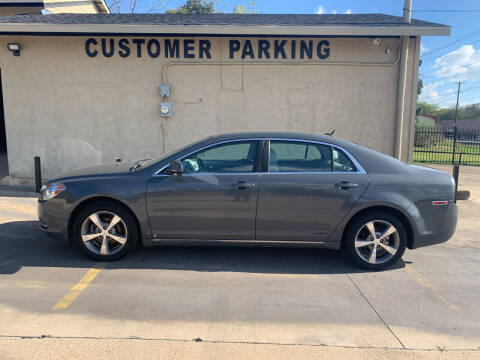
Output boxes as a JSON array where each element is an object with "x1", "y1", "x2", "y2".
[{"x1": 0, "y1": 166, "x2": 479, "y2": 359}]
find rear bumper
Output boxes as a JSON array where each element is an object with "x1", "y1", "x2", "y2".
[{"x1": 412, "y1": 201, "x2": 457, "y2": 249}]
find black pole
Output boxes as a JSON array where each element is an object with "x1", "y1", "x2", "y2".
[
  {"x1": 453, "y1": 165, "x2": 459, "y2": 204},
  {"x1": 34, "y1": 156, "x2": 42, "y2": 193},
  {"x1": 452, "y1": 82, "x2": 461, "y2": 165}
]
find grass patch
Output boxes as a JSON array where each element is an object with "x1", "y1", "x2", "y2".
[{"x1": 414, "y1": 142, "x2": 480, "y2": 166}]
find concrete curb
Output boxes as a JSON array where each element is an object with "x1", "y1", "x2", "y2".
[
  {"x1": 0, "y1": 175, "x2": 36, "y2": 187},
  {"x1": 456, "y1": 190, "x2": 470, "y2": 201}
]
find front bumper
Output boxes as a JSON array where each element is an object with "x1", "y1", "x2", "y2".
[
  {"x1": 37, "y1": 199, "x2": 69, "y2": 242},
  {"x1": 412, "y1": 201, "x2": 457, "y2": 249}
]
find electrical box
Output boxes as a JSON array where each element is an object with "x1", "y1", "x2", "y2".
[
  {"x1": 160, "y1": 84, "x2": 170, "y2": 97},
  {"x1": 160, "y1": 102, "x2": 172, "y2": 117}
]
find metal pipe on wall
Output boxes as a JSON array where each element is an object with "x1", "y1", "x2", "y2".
[
  {"x1": 160, "y1": 40, "x2": 402, "y2": 153},
  {"x1": 394, "y1": 0, "x2": 412, "y2": 160},
  {"x1": 162, "y1": 49, "x2": 402, "y2": 84}
]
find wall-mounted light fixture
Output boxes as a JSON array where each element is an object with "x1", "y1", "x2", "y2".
[{"x1": 7, "y1": 43, "x2": 20, "y2": 56}]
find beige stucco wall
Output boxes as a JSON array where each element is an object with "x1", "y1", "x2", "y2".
[
  {"x1": 0, "y1": 35, "x2": 418, "y2": 178},
  {"x1": 0, "y1": 7, "x2": 42, "y2": 16}
]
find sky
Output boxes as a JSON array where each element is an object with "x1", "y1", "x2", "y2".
[{"x1": 133, "y1": 0, "x2": 480, "y2": 108}]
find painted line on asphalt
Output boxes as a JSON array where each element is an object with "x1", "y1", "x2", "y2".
[
  {"x1": 405, "y1": 265, "x2": 459, "y2": 312},
  {"x1": 52, "y1": 262, "x2": 106, "y2": 311}
]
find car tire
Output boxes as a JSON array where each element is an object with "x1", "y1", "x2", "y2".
[
  {"x1": 344, "y1": 212, "x2": 407, "y2": 270},
  {"x1": 73, "y1": 201, "x2": 138, "y2": 261}
]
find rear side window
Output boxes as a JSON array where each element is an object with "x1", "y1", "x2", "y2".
[
  {"x1": 333, "y1": 148, "x2": 357, "y2": 172},
  {"x1": 269, "y1": 141, "x2": 332, "y2": 173}
]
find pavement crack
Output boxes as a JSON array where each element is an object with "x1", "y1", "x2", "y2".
[
  {"x1": 0, "y1": 334, "x2": 479, "y2": 352},
  {"x1": 345, "y1": 272, "x2": 406, "y2": 349}
]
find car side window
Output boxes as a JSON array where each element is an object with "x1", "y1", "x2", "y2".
[
  {"x1": 333, "y1": 148, "x2": 357, "y2": 172},
  {"x1": 180, "y1": 141, "x2": 259, "y2": 174},
  {"x1": 269, "y1": 141, "x2": 332, "y2": 173}
]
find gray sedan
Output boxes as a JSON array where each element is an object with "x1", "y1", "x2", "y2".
[{"x1": 38, "y1": 132, "x2": 457, "y2": 270}]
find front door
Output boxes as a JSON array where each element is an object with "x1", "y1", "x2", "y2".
[
  {"x1": 256, "y1": 140, "x2": 370, "y2": 242},
  {"x1": 147, "y1": 140, "x2": 263, "y2": 240}
]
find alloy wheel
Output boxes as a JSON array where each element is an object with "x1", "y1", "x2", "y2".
[
  {"x1": 81, "y1": 211, "x2": 128, "y2": 256},
  {"x1": 354, "y1": 220, "x2": 400, "y2": 265}
]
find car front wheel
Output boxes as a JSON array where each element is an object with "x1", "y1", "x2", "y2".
[
  {"x1": 74, "y1": 201, "x2": 137, "y2": 261},
  {"x1": 345, "y1": 212, "x2": 407, "y2": 270}
]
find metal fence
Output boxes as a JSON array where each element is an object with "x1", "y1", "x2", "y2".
[{"x1": 413, "y1": 126, "x2": 480, "y2": 166}]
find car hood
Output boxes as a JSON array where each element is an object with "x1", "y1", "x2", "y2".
[{"x1": 54, "y1": 162, "x2": 133, "y2": 180}]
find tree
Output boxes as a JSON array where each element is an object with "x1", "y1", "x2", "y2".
[
  {"x1": 166, "y1": 0, "x2": 214, "y2": 14},
  {"x1": 108, "y1": 0, "x2": 257, "y2": 14},
  {"x1": 233, "y1": 1, "x2": 257, "y2": 14},
  {"x1": 417, "y1": 78, "x2": 423, "y2": 97},
  {"x1": 108, "y1": 0, "x2": 164, "y2": 13},
  {"x1": 415, "y1": 78, "x2": 424, "y2": 123}
]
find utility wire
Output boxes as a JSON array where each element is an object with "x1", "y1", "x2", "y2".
[
  {"x1": 419, "y1": 83, "x2": 480, "y2": 102},
  {"x1": 419, "y1": 60, "x2": 480, "y2": 79},
  {"x1": 461, "y1": 84, "x2": 480, "y2": 93},
  {"x1": 414, "y1": 9, "x2": 480, "y2": 13},
  {"x1": 457, "y1": 93, "x2": 480, "y2": 102},
  {"x1": 421, "y1": 37, "x2": 480, "y2": 63},
  {"x1": 455, "y1": 89, "x2": 480, "y2": 103},
  {"x1": 421, "y1": 27, "x2": 480, "y2": 60}
]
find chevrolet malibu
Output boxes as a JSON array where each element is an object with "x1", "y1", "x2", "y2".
[{"x1": 38, "y1": 132, "x2": 457, "y2": 270}]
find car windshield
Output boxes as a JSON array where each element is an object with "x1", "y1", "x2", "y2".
[{"x1": 136, "y1": 136, "x2": 213, "y2": 170}]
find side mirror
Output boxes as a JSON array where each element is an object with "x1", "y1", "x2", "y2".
[{"x1": 167, "y1": 160, "x2": 183, "y2": 175}]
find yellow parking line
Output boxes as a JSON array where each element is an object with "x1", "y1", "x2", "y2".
[
  {"x1": 52, "y1": 263, "x2": 106, "y2": 310},
  {"x1": 405, "y1": 264, "x2": 459, "y2": 312}
]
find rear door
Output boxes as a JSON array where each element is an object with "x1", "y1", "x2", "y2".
[{"x1": 256, "y1": 139, "x2": 370, "y2": 242}]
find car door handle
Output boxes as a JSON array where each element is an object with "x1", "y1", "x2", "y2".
[
  {"x1": 235, "y1": 181, "x2": 254, "y2": 190},
  {"x1": 335, "y1": 181, "x2": 359, "y2": 189}
]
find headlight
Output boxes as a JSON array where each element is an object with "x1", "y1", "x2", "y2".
[{"x1": 42, "y1": 182, "x2": 66, "y2": 200}]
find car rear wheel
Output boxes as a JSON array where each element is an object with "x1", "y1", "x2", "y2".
[
  {"x1": 74, "y1": 201, "x2": 137, "y2": 261},
  {"x1": 345, "y1": 212, "x2": 407, "y2": 270}
]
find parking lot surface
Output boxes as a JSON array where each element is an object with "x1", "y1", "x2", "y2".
[{"x1": 0, "y1": 165, "x2": 479, "y2": 359}]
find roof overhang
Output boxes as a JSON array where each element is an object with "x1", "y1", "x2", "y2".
[{"x1": 0, "y1": 23, "x2": 451, "y2": 36}]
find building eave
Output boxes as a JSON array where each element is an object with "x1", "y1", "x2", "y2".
[{"x1": 0, "y1": 23, "x2": 451, "y2": 37}]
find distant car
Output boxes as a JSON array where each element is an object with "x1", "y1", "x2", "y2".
[{"x1": 38, "y1": 132, "x2": 457, "y2": 270}]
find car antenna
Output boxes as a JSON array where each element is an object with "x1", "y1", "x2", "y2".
[{"x1": 325, "y1": 129, "x2": 335, "y2": 136}]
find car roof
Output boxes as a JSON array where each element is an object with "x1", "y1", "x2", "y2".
[{"x1": 206, "y1": 131, "x2": 352, "y2": 147}]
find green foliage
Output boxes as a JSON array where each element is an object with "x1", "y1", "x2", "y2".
[
  {"x1": 417, "y1": 78, "x2": 423, "y2": 96},
  {"x1": 417, "y1": 101, "x2": 440, "y2": 117},
  {"x1": 167, "y1": 0, "x2": 256, "y2": 14},
  {"x1": 413, "y1": 128, "x2": 480, "y2": 165},
  {"x1": 234, "y1": 1, "x2": 257, "y2": 13},
  {"x1": 233, "y1": 5, "x2": 247, "y2": 13},
  {"x1": 415, "y1": 79, "x2": 424, "y2": 125},
  {"x1": 417, "y1": 102, "x2": 480, "y2": 121},
  {"x1": 414, "y1": 125, "x2": 443, "y2": 148},
  {"x1": 416, "y1": 77, "x2": 480, "y2": 120},
  {"x1": 166, "y1": 0, "x2": 215, "y2": 14}
]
